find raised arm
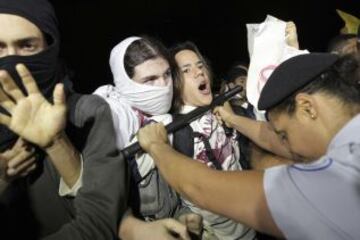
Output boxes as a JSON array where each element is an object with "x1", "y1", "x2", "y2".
[
  {"x1": 214, "y1": 103, "x2": 292, "y2": 159},
  {"x1": 137, "y1": 123, "x2": 283, "y2": 237},
  {"x1": 0, "y1": 64, "x2": 129, "y2": 239},
  {"x1": 0, "y1": 64, "x2": 80, "y2": 187}
]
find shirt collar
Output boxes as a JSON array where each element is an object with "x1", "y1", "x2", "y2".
[
  {"x1": 180, "y1": 105, "x2": 197, "y2": 114},
  {"x1": 328, "y1": 114, "x2": 360, "y2": 151}
]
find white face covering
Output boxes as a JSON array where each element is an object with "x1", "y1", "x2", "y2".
[{"x1": 95, "y1": 36, "x2": 173, "y2": 116}]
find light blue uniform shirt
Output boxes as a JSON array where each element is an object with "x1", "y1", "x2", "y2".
[{"x1": 264, "y1": 114, "x2": 360, "y2": 240}]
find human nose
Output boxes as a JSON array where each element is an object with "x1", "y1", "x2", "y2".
[
  {"x1": 6, "y1": 46, "x2": 17, "y2": 56},
  {"x1": 194, "y1": 66, "x2": 204, "y2": 78},
  {"x1": 0, "y1": 46, "x2": 16, "y2": 58},
  {"x1": 159, "y1": 77, "x2": 167, "y2": 86},
  {"x1": 155, "y1": 76, "x2": 170, "y2": 87}
]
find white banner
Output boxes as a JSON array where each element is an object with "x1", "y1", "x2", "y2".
[{"x1": 246, "y1": 15, "x2": 308, "y2": 110}]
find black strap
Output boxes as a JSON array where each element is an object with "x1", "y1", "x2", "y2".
[
  {"x1": 172, "y1": 113, "x2": 194, "y2": 158},
  {"x1": 127, "y1": 155, "x2": 143, "y2": 184},
  {"x1": 236, "y1": 133, "x2": 251, "y2": 170},
  {"x1": 173, "y1": 113, "x2": 223, "y2": 170},
  {"x1": 173, "y1": 125, "x2": 194, "y2": 158},
  {"x1": 126, "y1": 119, "x2": 155, "y2": 184},
  {"x1": 193, "y1": 132, "x2": 223, "y2": 170}
]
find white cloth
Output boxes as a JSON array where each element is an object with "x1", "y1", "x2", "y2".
[
  {"x1": 59, "y1": 154, "x2": 83, "y2": 197},
  {"x1": 246, "y1": 15, "x2": 309, "y2": 110},
  {"x1": 130, "y1": 114, "x2": 173, "y2": 179},
  {"x1": 94, "y1": 36, "x2": 173, "y2": 148},
  {"x1": 264, "y1": 114, "x2": 360, "y2": 239}
]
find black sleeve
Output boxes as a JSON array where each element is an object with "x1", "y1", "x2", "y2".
[{"x1": 44, "y1": 95, "x2": 129, "y2": 240}]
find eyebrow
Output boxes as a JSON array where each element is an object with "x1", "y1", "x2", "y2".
[
  {"x1": 140, "y1": 74, "x2": 159, "y2": 82},
  {"x1": 180, "y1": 60, "x2": 203, "y2": 69},
  {"x1": 180, "y1": 63, "x2": 191, "y2": 69},
  {"x1": 268, "y1": 123, "x2": 280, "y2": 134},
  {"x1": 273, "y1": 129, "x2": 286, "y2": 137},
  {"x1": 15, "y1": 37, "x2": 41, "y2": 45},
  {"x1": 139, "y1": 67, "x2": 170, "y2": 81},
  {"x1": 0, "y1": 37, "x2": 41, "y2": 47},
  {"x1": 273, "y1": 129, "x2": 281, "y2": 134}
]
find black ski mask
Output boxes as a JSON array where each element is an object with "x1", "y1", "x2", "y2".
[{"x1": 0, "y1": 0, "x2": 66, "y2": 151}]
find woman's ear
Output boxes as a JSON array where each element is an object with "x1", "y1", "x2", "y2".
[{"x1": 295, "y1": 93, "x2": 318, "y2": 120}]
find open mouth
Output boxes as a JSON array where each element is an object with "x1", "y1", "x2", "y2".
[
  {"x1": 199, "y1": 83, "x2": 206, "y2": 91},
  {"x1": 198, "y1": 81, "x2": 210, "y2": 94}
]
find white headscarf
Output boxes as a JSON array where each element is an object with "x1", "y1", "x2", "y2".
[{"x1": 94, "y1": 36, "x2": 173, "y2": 148}]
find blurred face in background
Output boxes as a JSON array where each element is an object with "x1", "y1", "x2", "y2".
[{"x1": 230, "y1": 65, "x2": 248, "y2": 100}]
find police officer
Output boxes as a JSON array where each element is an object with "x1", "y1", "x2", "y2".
[{"x1": 137, "y1": 53, "x2": 360, "y2": 239}]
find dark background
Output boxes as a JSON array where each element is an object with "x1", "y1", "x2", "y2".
[{"x1": 50, "y1": 0, "x2": 359, "y2": 93}]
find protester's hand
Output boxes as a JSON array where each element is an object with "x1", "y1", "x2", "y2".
[
  {"x1": 0, "y1": 138, "x2": 36, "y2": 182},
  {"x1": 0, "y1": 64, "x2": 66, "y2": 148},
  {"x1": 138, "y1": 123, "x2": 169, "y2": 153},
  {"x1": 213, "y1": 101, "x2": 235, "y2": 128},
  {"x1": 178, "y1": 213, "x2": 203, "y2": 238},
  {"x1": 285, "y1": 21, "x2": 299, "y2": 49},
  {"x1": 120, "y1": 218, "x2": 191, "y2": 240}
]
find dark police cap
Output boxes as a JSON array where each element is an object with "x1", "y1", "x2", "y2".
[{"x1": 258, "y1": 53, "x2": 339, "y2": 110}]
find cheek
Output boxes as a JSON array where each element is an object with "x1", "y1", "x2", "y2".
[
  {"x1": 167, "y1": 76, "x2": 173, "y2": 86},
  {"x1": 288, "y1": 133, "x2": 307, "y2": 152},
  {"x1": 152, "y1": 79, "x2": 166, "y2": 87},
  {"x1": 287, "y1": 128, "x2": 320, "y2": 159},
  {"x1": 182, "y1": 78, "x2": 196, "y2": 91},
  {"x1": 181, "y1": 81, "x2": 194, "y2": 102},
  {"x1": 181, "y1": 89, "x2": 190, "y2": 102}
]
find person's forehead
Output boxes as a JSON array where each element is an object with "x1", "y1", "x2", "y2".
[
  {"x1": 0, "y1": 13, "x2": 42, "y2": 37},
  {"x1": 134, "y1": 57, "x2": 169, "y2": 76},
  {"x1": 235, "y1": 75, "x2": 246, "y2": 82},
  {"x1": 175, "y1": 50, "x2": 199, "y2": 64},
  {"x1": 0, "y1": 13, "x2": 35, "y2": 26},
  {"x1": 235, "y1": 65, "x2": 248, "y2": 71}
]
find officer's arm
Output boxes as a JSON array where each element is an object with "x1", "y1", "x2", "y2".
[{"x1": 138, "y1": 123, "x2": 284, "y2": 237}]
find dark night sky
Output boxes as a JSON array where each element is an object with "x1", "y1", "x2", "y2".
[{"x1": 50, "y1": 0, "x2": 359, "y2": 93}]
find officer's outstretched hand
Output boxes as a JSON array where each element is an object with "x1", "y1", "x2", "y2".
[
  {"x1": 0, "y1": 64, "x2": 66, "y2": 148},
  {"x1": 138, "y1": 122, "x2": 169, "y2": 153},
  {"x1": 213, "y1": 101, "x2": 235, "y2": 128}
]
